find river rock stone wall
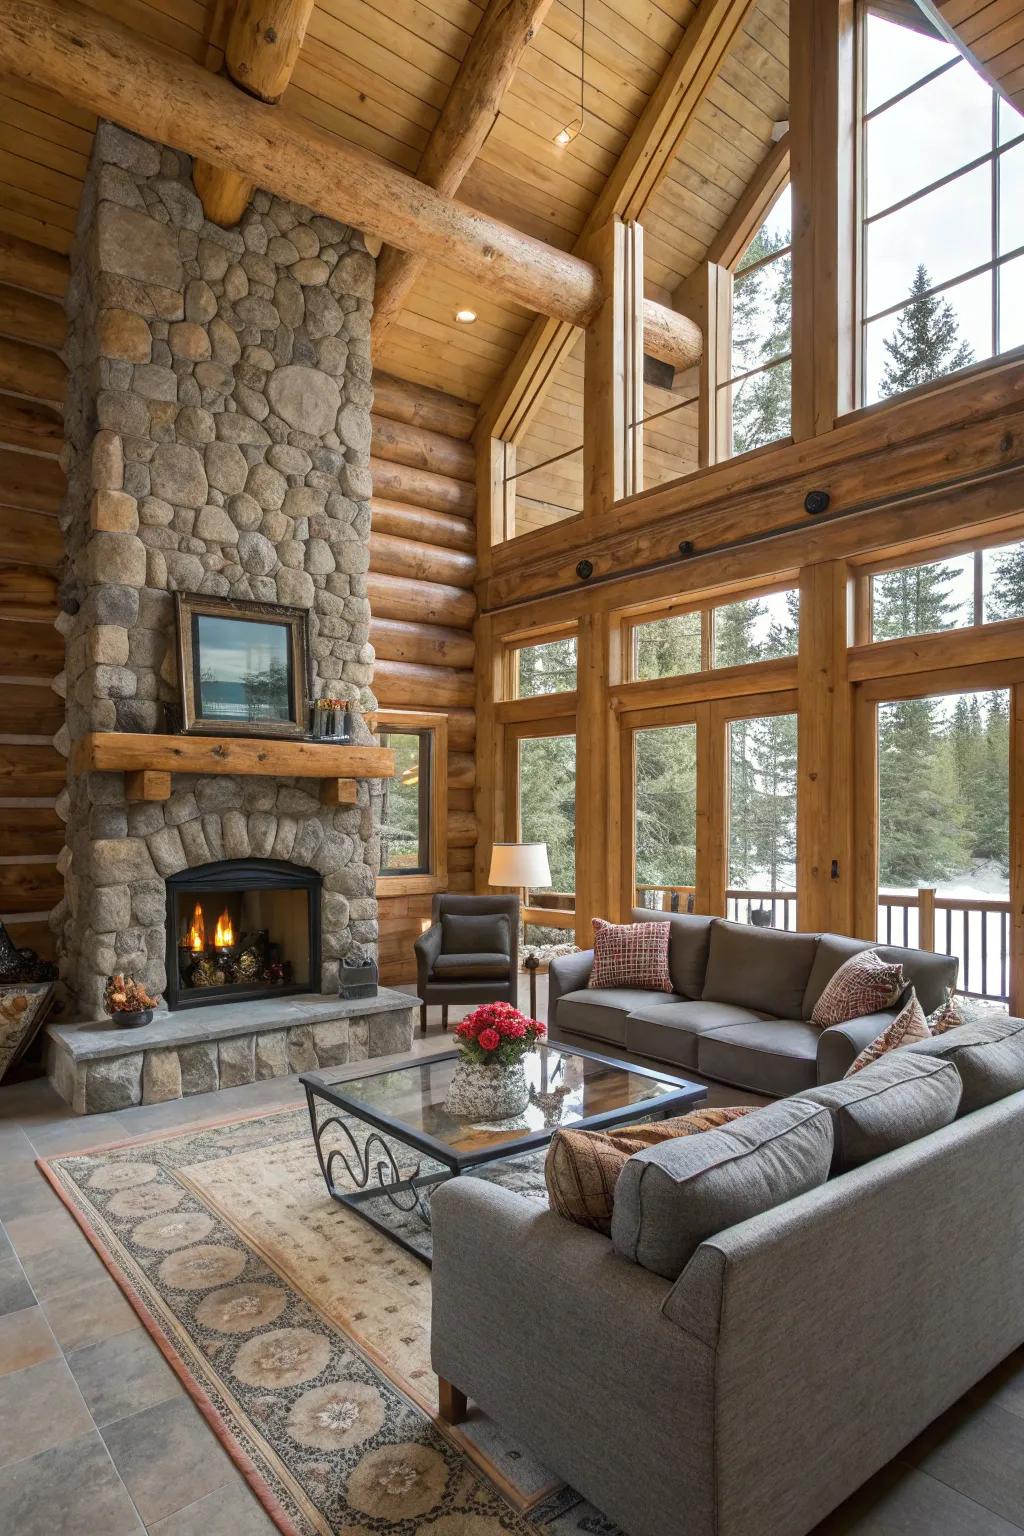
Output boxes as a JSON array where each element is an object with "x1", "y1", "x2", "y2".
[{"x1": 52, "y1": 123, "x2": 381, "y2": 1020}]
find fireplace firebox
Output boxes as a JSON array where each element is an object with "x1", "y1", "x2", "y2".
[{"x1": 164, "y1": 859, "x2": 321, "y2": 1011}]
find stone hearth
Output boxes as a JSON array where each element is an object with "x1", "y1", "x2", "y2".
[
  {"x1": 48, "y1": 989, "x2": 418, "y2": 1113},
  {"x1": 50, "y1": 122, "x2": 385, "y2": 1024}
]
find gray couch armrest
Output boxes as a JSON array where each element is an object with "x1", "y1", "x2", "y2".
[
  {"x1": 430, "y1": 1178, "x2": 717, "y2": 1536},
  {"x1": 414, "y1": 923, "x2": 442, "y2": 990},
  {"x1": 817, "y1": 1009, "x2": 897, "y2": 1082},
  {"x1": 547, "y1": 947, "x2": 593, "y2": 1030}
]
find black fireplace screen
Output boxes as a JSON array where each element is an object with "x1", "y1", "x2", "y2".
[{"x1": 164, "y1": 859, "x2": 320, "y2": 1011}]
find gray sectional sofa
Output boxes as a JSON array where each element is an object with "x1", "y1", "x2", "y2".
[
  {"x1": 548, "y1": 910, "x2": 959, "y2": 1091},
  {"x1": 432, "y1": 1015, "x2": 1024, "y2": 1536}
]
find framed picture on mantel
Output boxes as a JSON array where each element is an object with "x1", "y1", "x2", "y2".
[{"x1": 174, "y1": 593, "x2": 310, "y2": 738}]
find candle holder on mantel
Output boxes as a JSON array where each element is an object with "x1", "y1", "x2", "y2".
[{"x1": 310, "y1": 698, "x2": 353, "y2": 742}]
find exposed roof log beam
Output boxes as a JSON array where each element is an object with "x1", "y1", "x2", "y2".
[
  {"x1": 3, "y1": 0, "x2": 700, "y2": 366},
  {"x1": 480, "y1": 0, "x2": 755, "y2": 442},
  {"x1": 194, "y1": 0, "x2": 317, "y2": 226},
  {"x1": 372, "y1": 0, "x2": 555, "y2": 344}
]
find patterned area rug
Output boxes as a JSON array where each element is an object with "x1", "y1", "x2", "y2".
[{"x1": 41, "y1": 1105, "x2": 620, "y2": 1536}]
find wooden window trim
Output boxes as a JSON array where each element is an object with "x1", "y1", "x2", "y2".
[
  {"x1": 498, "y1": 621, "x2": 579, "y2": 702},
  {"x1": 375, "y1": 708, "x2": 448, "y2": 899},
  {"x1": 619, "y1": 578, "x2": 800, "y2": 686}
]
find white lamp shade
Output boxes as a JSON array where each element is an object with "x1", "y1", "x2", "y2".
[{"x1": 488, "y1": 842, "x2": 551, "y2": 889}]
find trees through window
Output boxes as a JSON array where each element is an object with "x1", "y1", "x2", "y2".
[
  {"x1": 869, "y1": 538, "x2": 1024, "y2": 640},
  {"x1": 719, "y1": 184, "x2": 792, "y2": 456}
]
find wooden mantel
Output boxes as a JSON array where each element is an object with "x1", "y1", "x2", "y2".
[{"x1": 73, "y1": 733, "x2": 395, "y2": 805}]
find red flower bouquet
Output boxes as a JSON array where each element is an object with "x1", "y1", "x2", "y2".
[{"x1": 454, "y1": 1002, "x2": 545, "y2": 1067}]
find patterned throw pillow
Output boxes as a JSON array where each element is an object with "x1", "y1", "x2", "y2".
[
  {"x1": 845, "y1": 989, "x2": 930, "y2": 1076},
  {"x1": 588, "y1": 918, "x2": 672, "y2": 993},
  {"x1": 811, "y1": 949, "x2": 905, "y2": 1029},
  {"x1": 545, "y1": 1106, "x2": 757, "y2": 1234},
  {"x1": 928, "y1": 991, "x2": 966, "y2": 1034}
]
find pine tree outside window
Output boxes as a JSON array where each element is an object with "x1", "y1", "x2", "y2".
[
  {"x1": 514, "y1": 637, "x2": 578, "y2": 698},
  {"x1": 860, "y1": 1, "x2": 1024, "y2": 405},
  {"x1": 868, "y1": 537, "x2": 1024, "y2": 640},
  {"x1": 717, "y1": 184, "x2": 792, "y2": 458}
]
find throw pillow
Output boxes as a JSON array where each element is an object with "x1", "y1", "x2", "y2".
[
  {"x1": 441, "y1": 913, "x2": 510, "y2": 956},
  {"x1": 928, "y1": 991, "x2": 966, "y2": 1034},
  {"x1": 588, "y1": 917, "x2": 672, "y2": 993},
  {"x1": 811, "y1": 949, "x2": 905, "y2": 1028},
  {"x1": 845, "y1": 989, "x2": 929, "y2": 1076},
  {"x1": 545, "y1": 1106, "x2": 756, "y2": 1235}
]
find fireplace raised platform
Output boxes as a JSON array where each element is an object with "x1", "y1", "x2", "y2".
[{"x1": 47, "y1": 989, "x2": 417, "y2": 1114}]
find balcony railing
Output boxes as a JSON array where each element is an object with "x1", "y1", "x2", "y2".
[{"x1": 636, "y1": 884, "x2": 1011, "y2": 1003}]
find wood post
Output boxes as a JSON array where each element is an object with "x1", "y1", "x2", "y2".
[
  {"x1": 574, "y1": 612, "x2": 612, "y2": 942},
  {"x1": 918, "y1": 887, "x2": 936, "y2": 951},
  {"x1": 796, "y1": 561, "x2": 854, "y2": 934}
]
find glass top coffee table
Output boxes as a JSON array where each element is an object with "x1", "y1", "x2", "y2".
[{"x1": 301, "y1": 1044, "x2": 705, "y2": 1261}]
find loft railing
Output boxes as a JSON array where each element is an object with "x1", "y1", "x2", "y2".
[{"x1": 635, "y1": 883, "x2": 1011, "y2": 1003}]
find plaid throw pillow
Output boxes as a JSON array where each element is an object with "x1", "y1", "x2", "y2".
[
  {"x1": 545, "y1": 1106, "x2": 757, "y2": 1234},
  {"x1": 589, "y1": 918, "x2": 672, "y2": 992},
  {"x1": 811, "y1": 949, "x2": 905, "y2": 1028},
  {"x1": 845, "y1": 989, "x2": 930, "y2": 1076}
]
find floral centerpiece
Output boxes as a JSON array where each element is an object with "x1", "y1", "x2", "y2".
[{"x1": 444, "y1": 1002, "x2": 545, "y2": 1120}]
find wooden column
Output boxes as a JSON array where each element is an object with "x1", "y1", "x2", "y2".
[
  {"x1": 583, "y1": 219, "x2": 643, "y2": 519},
  {"x1": 797, "y1": 561, "x2": 855, "y2": 933},
  {"x1": 574, "y1": 611, "x2": 612, "y2": 941},
  {"x1": 677, "y1": 261, "x2": 731, "y2": 469},
  {"x1": 695, "y1": 701, "x2": 727, "y2": 916},
  {"x1": 790, "y1": 0, "x2": 856, "y2": 440}
]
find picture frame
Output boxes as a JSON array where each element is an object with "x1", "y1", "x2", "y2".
[{"x1": 174, "y1": 593, "x2": 310, "y2": 738}]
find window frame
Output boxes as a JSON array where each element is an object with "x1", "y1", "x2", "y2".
[
  {"x1": 853, "y1": 526, "x2": 1024, "y2": 644},
  {"x1": 499, "y1": 623, "x2": 580, "y2": 702},
  {"x1": 374, "y1": 708, "x2": 448, "y2": 898},
  {"x1": 620, "y1": 578, "x2": 800, "y2": 687}
]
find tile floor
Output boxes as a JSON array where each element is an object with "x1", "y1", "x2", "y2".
[{"x1": 0, "y1": 985, "x2": 1021, "y2": 1534}]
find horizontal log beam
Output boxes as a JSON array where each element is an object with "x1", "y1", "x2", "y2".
[
  {"x1": 0, "y1": 284, "x2": 66, "y2": 351},
  {"x1": 369, "y1": 458, "x2": 475, "y2": 519},
  {"x1": 0, "y1": 743, "x2": 65, "y2": 795},
  {"x1": 371, "y1": 372, "x2": 476, "y2": 441},
  {"x1": 0, "y1": 680, "x2": 63, "y2": 734},
  {"x1": 447, "y1": 810, "x2": 479, "y2": 848},
  {"x1": 0, "y1": 336, "x2": 66, "y2": 406},
  {"x1": 369, "y1": 530, "x2": 476, "y2": 589},
  {"x1": 367, "y1": 570, "x2": 476, "y2": 630},
  {"x1": 0, "y1": 862, "x2": 62, "y2": 914},
  {"x1": 443, "y1": 709, "x2": 476, "y2": 751},
  {"x1": 0, "y1": 615, "x2": 63, "y2": 676},
  {"x1": 0, "y1": 806, "x2": 63, "y2": 856},
  {"x1": 74, "y1": 732, "x2": 395, "y2": 780},
  {"x1": 0, "y1": 232, "x2": 68, "y2": 300},
  {"x1": 4, "y1": 0, "x2": 701, "y2": 366},
  {"x1": 0, "y1": 393, "x2": 64, "y2": 454},
  {"x1": 0, "y1": 507, "x2": 63, "y2": 565},
  {"x1": 373, "y1": 658, "x2": 476, "y2": 709},
  {"x1": 0, "y1": 562, "x2": 58, "y2": 619},
  {"x1": 0, "y1": 448, "x2": 66, "y2": 514},
  {"x1": 448, "y1": 752, "x2": 475, "y2": 790},
  {"x1": 371, "y1": 499, "x2": 475, "y2": 553},
  {"x1": 370, "y1": 414, "x2": 475, "y2": 483},
  {"x1": 369, "y1": 615, "x2": 475, "y2": 669}
]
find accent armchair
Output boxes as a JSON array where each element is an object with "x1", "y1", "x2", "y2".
[{"x1": 414, "y1": 894, "x2": 520, "y2": 1034}]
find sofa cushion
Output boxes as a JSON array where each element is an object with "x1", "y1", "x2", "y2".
[
  {"x1": 556, "y1": 988, "x2": 681, "y2": 1046},
  {"x1": 590, "y1": 918, "x2": 672, "y2": 993},
  {"x1": 433, "y1": 952, "x2": 510, "y2": 980},
  {"x1": 698, "y1": 1019, "x2": 821, "y2": 1097},
  {"x1": 846, "y1": 990, "x2": 929, "y2": 1075},
  {"x1": 625, "y1": 1000, "x2": 775, "y2": 1070},
  {"x1": 545, "y1": 1106, "x2": 757, "y2": 1235},
  {"x1": 803, "y1": 933, "x2": 958, "y2": 1018},
  {"x1": 810, "y1": 949, "x2": 905, "y2": 1029},
  {"x1": 903, "y1": 1013, "x2": 1024, "y2": 1114},
  {"x1": 611, "y1": 1099, "x2": 833, "y2": 1279},
  {"x1": 702, "y1": 919, "x2": 819, "y2": 1019},
  {"x1": 797, "y1": 1053, "x2": 962, "y2": 1173},
  {"x1": 441, "y1": 912, "x2": 510, "y2": 956},
  {"x1": 631, "y1": 910, "x2": 715, "y2": 1000}
]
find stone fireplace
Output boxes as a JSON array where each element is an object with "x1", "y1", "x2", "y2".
[{"x1": 51, "y1": 120, "x2": 383, "y2": 1024}]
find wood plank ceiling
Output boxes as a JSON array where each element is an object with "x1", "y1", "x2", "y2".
[{"x1": 0, "y1": 0, "x2": 789, "y2": 408}]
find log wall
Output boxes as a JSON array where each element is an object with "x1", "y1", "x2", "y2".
[
  {"x1": 0, "y1": 233, "x2": 67, "y2": 962},
  {"x1": 370, "y1": 371, "x2": 478, "y2": 984}
]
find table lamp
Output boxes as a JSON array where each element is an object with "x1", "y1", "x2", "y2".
[{"x1": 488, "y1": 842, "x2": 551, "y2": 1019}]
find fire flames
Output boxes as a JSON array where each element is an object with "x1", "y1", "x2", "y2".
[
  {"x1": 214, "y1": 909, "x2": 234, "y2": 948},
  {"x1": 186, "y1": 902, "x2": 205, "y2": 952}
]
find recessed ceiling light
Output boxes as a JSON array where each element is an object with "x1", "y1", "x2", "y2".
[{"x1": 454, "y1": 308, "x2": 477, "y2": 324}]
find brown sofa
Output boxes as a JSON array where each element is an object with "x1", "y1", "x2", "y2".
[{"x1": 547, "y1": 910, "x2": 959, "y2": 1093}]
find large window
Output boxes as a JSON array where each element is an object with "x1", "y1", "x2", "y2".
[
  {"x1": 629, "y1": 586, "x2": 799, "y2": 682},
  {"x1": 727, "y1": 711, "x2": 798, "y2": 929},
  {"x1": 867, "y1": 537, "x2": 1024, "y2": 641},
  {"x1": 718, "y1": 184, "x2": 792, "y2": 457},
  {"x1": 633, "y1": 724, "x2": 697, "y2": 908},
  {"x1": 379, "y1": 730, "x2": 431, "y2": 875},
  {"x1": 860, "y1": 1, "x2": 1024, "y2": 406},
  {"x1": 517, "y1": 733, "x2": 576, "y2": 907}
]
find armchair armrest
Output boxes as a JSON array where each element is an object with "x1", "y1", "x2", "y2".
[
  {"x1": 414, "y1": 923, "x2": 442, "y2": 989},
  {"x1": 547, "y1": 947, "x2": 594, "y2": 1031},
  {"x1": 817, "y1": 1009, "x2": 897, "y2": 1083}
]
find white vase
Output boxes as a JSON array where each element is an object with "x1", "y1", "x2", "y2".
[{"x1": 444, "y1": 1057, "x2": 530, "y2": 1120}]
